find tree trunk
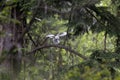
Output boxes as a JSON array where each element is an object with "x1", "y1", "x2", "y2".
[{"x1": 0, "y1": 3, "x2": 24, "y2": 80}]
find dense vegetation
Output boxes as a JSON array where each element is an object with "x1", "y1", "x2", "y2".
[{"x1": 0, "y1": 0, "x2": 120, "y2": 80}]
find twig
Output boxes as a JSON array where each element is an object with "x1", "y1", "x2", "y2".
[
  {"x1": 27, "y1": 33, "x2": 37, "y2": 46},
  {"x1": 104, "y1": 31, "x2": 107, "y2": 52}
]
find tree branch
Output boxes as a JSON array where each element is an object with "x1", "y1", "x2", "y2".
[
  {"x1": 18, "y1": 0, "x2": 41, "y2": 41},
  {"x1": 27, "y1": 44, "x2": 88, "y2": 60},
  {"x1": 85, "y1": 7, "x2": 105, "y2": 27},
  {"x1": 27, "y1": 33, "x2": 37, "y2": 46}
]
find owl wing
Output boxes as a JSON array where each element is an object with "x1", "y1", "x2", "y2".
[
  {"x1": 46, "y1": 34, "x2": 55, "y2": 38},
  {"x1": 59, "y1": 32, "x2": 67, "y2": 37}
]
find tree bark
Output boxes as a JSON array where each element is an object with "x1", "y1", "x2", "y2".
[{"x1": 0, "y1": 3, "x2": 24, "y2": 80}]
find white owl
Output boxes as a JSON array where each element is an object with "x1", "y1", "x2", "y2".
[{"x1": 46, "y1": 32, "x2": 67, "y2": 44}]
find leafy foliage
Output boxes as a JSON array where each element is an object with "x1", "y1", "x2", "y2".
[{"x1": 0, "y1": 0, "x2": 120, "y2": 80}]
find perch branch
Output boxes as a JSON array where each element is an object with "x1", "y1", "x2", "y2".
[{"x1": 27, "y1": 44, "x2": 88, "y2": 60}]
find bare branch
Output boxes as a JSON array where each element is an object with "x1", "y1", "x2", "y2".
[{"x1": 27, "y1": 44, "x2": 88, "y2": 60}]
